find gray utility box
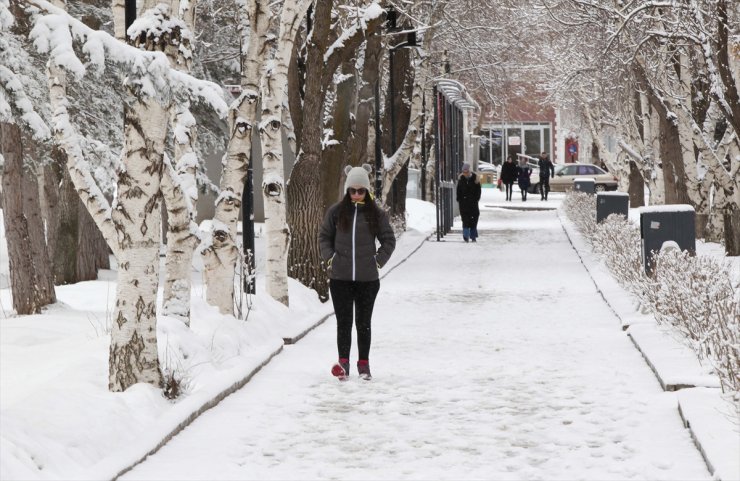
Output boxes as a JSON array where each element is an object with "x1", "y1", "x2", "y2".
[
  {"x1": 573, "y1": 178, "x2": 595, "y2": 194},
  {"x1": 596, "y1": 192, "x2": 629, "y2": 223},
  {"x1": 639, "y1": 205, "x2": 696, "y2": 274}
]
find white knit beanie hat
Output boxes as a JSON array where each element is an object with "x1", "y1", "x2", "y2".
[{"x1": 344, "y1": 164, "x2": 372, "y2": 193}]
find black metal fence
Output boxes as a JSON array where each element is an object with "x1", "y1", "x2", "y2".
[{"x1": 434, "y1": 82, "x2": 474, "y2": 241}]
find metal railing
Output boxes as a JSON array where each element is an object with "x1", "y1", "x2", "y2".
[{"x1": 433, "y1": 80, "x2": 479, "y2": 241}]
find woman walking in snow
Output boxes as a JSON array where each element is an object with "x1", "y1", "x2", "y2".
[
  {"x1": 319, "y1": 164, "x2": 396, "y2": 381},
  {"x1": 456, "y1": 162, "x2": 481, "y2": 242},
  {"x1": 516, "y1": 157, "x2": 532, "y2": 201}
]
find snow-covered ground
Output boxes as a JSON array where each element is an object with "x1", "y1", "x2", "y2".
[{"x1": 0, "y1": 189, "x2": 737, "y2": 480}]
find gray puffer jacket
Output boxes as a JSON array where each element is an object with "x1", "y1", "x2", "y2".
[{"x1": 319, "y1": 200, "x2": 396, "y2": 281}]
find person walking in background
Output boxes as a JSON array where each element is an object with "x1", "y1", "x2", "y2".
[
  {"x1": 500, "y1": 155, "x2": 517, "y2": 201},
  {"x1": 319, "y1": 164, "x2": 396, "y2": 381},
  {"x1": 537, "y1": 151, "x2": 555, "y2": 200},
  {"x1": 516, "y1": 157, "x2": 532, "y2": 201},
  {"x1": 456, "y1": 162, "x2": 481, "y2": 242}
]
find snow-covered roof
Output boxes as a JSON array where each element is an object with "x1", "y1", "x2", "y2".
[{"x1": 435, "y1": 79, "x2": 479, "y2": 112}]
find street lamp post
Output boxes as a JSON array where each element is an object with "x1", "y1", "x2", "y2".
[
  {"x1": 420, "y1": 90, "x2": 426, "y2": 201},
  {"x1": 374, "y1": 79, "x2": 382, "y2": 201}
]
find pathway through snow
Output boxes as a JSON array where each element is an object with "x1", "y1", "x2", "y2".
[{"x1": 123, "y1": 206, "x2": 710, "y2": 480}]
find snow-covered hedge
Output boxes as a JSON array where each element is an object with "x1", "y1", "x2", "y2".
[{"x1": 562, "y1": 192, "x2": 739, "y2": 396}]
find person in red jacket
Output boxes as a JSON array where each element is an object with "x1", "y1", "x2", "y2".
[{"x1": 319, "y1": 164, "x2": 396, "y2": 381}]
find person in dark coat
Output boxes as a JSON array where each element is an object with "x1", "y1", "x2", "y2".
[
  {"x1": 500, "y1": 155, "x2": 517, "y2": 201},
  {"x1": 456, "y1": 162, "x2": 481, "y2": 242},
  {"x1": 319, "y1": 164, "x2": 396, "y2": 381},
  {"x1": 537, "y1": 152, "x2": 555, "y2": 200},
  {"x1": 516, "y1": 157, "x2": 532, "y2": 201}
]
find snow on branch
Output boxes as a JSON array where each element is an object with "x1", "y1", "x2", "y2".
[
  {"x1": 24, "y1": 0, "x2": 227, "y2": 116},
  {"x1": 324, "y1": 2, "x2": 383, "y2": 63},
  {"x1": 0, "y1": 1, "x2": 49, "y2": 138},
  {"x1": 0, "y1": 66, "x2": 50, "y2": 139},
  {"x1": 0, "y1": 0, "x2": 12, "y2": 30}
]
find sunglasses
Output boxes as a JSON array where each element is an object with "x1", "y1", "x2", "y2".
[{"x1": 348, "y1": 187, "x2": 367, "y2": 196}]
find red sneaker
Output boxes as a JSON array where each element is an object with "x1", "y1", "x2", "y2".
[
  {"x1": 331, "y1": 359, "x2": 349, "y2": 381},
  {"x1": 357, "y1": 360, "x2": 372, "y2": 381}
]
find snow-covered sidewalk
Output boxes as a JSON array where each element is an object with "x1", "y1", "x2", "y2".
[
  {"x1": 120, "y1": 201, "x2": 712, "y2": 480},
  {"x1": 2, "y1": 191, "x2": 736, "y2": 480}
]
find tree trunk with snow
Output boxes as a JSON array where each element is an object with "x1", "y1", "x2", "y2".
[
  {"x1": 202, "y1": 0, "x2": 271, "y2": 314},
  {"x1": 286, "y1": 3, "x2": 384, "y2": 301},
  {"x1": 105, "y1": 2, "x2": 186, "y2": 391},
  {"x1": 161, "y1": 1, "x2": 199, "y2": 324},
  {"x1": 260, "y1": 0, "x2": 313, "y2": 306},
  {"x1": 106, "y1": 97, "x2": 167, "y2": 392},
  {"x1": 323, "y1": 58, "x2": 357, "y2": 208},
  {"x1": 0, "y1": 122, "x2": 56, "y2": 314},
  {"x1": 382, "y1": 44, "x2": 414, "y2": 223},
  {"x1": 112, "y1": 0, "x2": 125, "y2": 40},
  {"x1": 381, "y1": 55, "x2": 421, "y2": 204},
  {"x1": 286, "y1": 0, "x2": 333, "y2": 301},
  {"x1": 349, "y1": 32, "x2": 381, "y2": 189}
]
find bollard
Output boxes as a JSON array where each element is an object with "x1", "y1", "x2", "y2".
[
  {"x1": 596, "y1": 192, "x2": 629, "y2": 223},
  {"x1": 639, "y1": 205, "x2": 696, "y2": 274}
]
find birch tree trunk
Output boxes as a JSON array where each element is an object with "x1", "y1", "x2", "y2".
[
  {"x1": 44, "y1": 0, "x2": 161, "y2": 392},
  {"x1": 1, "y1": 122, "x2": 57, "y2": 314},
  {"x1": 44, "y1": 0, "x2": 76, "y2": 286},
  {"x1": 260, "y1": 0, "x2": 313, "y2": 306},
  {"x1": 162, "y1": 1, "x2": 199, "y2": 323},
  {"x1": 105, "y1": 96, "x2": 167, "y2": 391},
  {"x1": 635, "y1": 87, "x2": 666, "y2": 204},
  {"x1": 107, "y1": 3, "x2": 171, "y2": 391},
  {"x1": 202, "y1": 0, "x2": 271, "y2": 314},
  {"x1": 112, "y1": 0, "x2": 125, "y2": 40}
]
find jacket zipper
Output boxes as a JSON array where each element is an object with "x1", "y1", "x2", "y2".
[{"x1": 351, "y1": 203, "x2": 358, "y2": 280}]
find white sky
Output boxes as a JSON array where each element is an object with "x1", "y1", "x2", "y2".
[{"x1": 0, "y1": 189, "x2": 737, "y2": 481}]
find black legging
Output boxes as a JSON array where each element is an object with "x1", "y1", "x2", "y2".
[
  {"x1": 539, "y1": 176, "x2": 551, "y2": 197},
  {"x1": 330, "y1": 279, "x2": 380, "y2": 361},
  {"x1": 504, "y1": 183, "x2": 513, "y2": 199}
]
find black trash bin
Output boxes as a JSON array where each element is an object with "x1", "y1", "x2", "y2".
[
  {"x1": 640, "y1": 205, "x2": 696, "y2": 274},
  {"x1": 573, "y1": 178, "x2": 595, "y2": 194},
  {"x1": 596, "y1": 192, "x2": 629, "y2": 223}
]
